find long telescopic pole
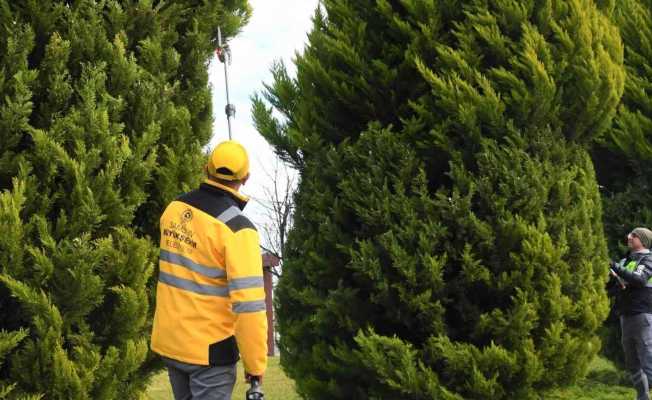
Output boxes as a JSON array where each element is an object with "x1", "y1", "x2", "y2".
[{"x1": 217, "y1": 26, "x2": 235, "y2": 139}]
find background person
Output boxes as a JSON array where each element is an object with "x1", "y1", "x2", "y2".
[{"x1": 608, "y1": 227, "x2": 652, "y2": 400}]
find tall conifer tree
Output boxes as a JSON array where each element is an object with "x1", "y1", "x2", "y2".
[
  {"x1": 0, "y1": 1, "x2": 250, "y2": 398},
  {"x1": 594, "y1": 0, "x2": 652, "y2": 255},
  {"x1": 591, "y1": 0, "x2": 652, "y2": 369},
  {"x1": 254, "y1": 1, "x2": 624, "y2": 398}
]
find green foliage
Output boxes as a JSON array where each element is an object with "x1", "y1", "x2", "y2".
[
  {"x1": 0, "y1": 1, "x2": 250, "y2": 398},
  {"x1": 590, "y1": 0, "x2": 652, "y2": 370},
  {"x1": 146, "y1": 355, "x2": 635, "y2": 400},
  {"x1": 593, "y1": 0, "x2": 652, "y2": 255},
  {"x1": 256, "y1": 1, "x2": 624, "y2": 399}
]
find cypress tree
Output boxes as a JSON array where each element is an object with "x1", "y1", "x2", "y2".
[
  {"x1": 594, "y1": 0, "x2": 652, "y2": 255},
  {"x1": 0, "y1": 1, "x2": 250, "y2": 398},
  {"x1": 254, "y1": 1, "x2": 624, "y2": 398},
  {"x1": 591, "y1": 0, "x2": 652, "y2": 369}
]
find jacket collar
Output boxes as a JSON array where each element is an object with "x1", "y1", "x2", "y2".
[{"x1": 201, "y1": 179, "x2": 249, "y2": 210}]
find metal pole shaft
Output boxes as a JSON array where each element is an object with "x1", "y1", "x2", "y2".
[
  {"x1": 224, "y1": 59, "x2": 232, "y2": 140},
  {"x1": 217, "y1": 26, "x2": 234, "y2": 140}
]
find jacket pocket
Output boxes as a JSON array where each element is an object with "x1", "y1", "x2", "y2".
[{"x1": 209, "y1": 335, "x2": 240, "y2": 366}]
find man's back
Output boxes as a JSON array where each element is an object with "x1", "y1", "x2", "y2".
[{"x1": 151, "y1": 180, "x2": 267, "y2": 374}]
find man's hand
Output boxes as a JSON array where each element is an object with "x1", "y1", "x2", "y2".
[
  {"x1": 246, "y1": 373, "x2": 264, "y2": 384},
  {"x1": 609, "y1": 262, "x2": 625, "y2": 277},
  {"x1": 609, "y1": 264, "x2": 627, "y2": 289},
  {"x1": 246, "y1": 373, "x2": 265, "y2": 400}
]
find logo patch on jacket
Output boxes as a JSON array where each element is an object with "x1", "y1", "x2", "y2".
[{"x1": 182, "y1": 209, "x2": 193, "y2": 222}]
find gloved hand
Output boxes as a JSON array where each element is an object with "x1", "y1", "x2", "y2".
[
  {"x1": 610, "y1": 261, "x2": 624, "y2": 275},
  {"x1": 245, "y1": 373, "x2": 264, "y2": 384},
  {"x1": 609, "y1": 261, "x2": 628, "y2": 290}
]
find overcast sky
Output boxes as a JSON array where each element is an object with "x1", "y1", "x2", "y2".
[{"x1": 207, "y1": 0, "x2": 320, "y2": 246}]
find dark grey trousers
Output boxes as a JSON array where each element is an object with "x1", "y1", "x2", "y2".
[
  {"x1": 163, "y1": 357, "x2": 237, "y2": 400},
  {"x1": 621, "y1": 314, "x2": 652, "y2": 400}
]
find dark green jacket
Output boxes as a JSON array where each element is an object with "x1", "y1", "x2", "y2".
[{"x1": 608, "y1": 250, "x2": 652, "y2": 316}]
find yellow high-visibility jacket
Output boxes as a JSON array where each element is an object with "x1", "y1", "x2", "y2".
[{"x1": 151, "y1": 180, "x2": 267, "y2": 376}]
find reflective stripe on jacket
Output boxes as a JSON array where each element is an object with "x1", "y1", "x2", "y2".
[{"x1": 151, "y1": 179, "x2": 267, "y2": 375}]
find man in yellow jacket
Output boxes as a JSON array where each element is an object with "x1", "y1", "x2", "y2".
[{"x1": 151, "y1": 140, "x2": 267, "y2": 400}]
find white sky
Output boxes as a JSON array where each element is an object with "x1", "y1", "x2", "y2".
[{"x1": 207, "y1": 0, "x2": 320, "y2": 245}]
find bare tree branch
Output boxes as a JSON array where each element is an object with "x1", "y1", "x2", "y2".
[
  {"x1": 253, "y1": 158, "x2": 297, "y2": 277},
  {"x1": 263, "y1": 265, "x2": 282, "y2": 278},
  {"x1": 259, "y1": 244, "x2": 281, "y2": 261}
]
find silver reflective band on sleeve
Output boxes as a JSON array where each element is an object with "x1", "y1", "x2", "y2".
[
  {"x1": 160, "y1": 249, "x2": 226, "y2": 279},
  {"x1": 217, "y1": 206, "x2": 240, "y2": 224},
  {"x1": 229, "y1": 276, "x2": 264, "y2": 292},
  {"x1": 159, "y1": 271, "x2": 229, "y2": 297},
  {"x1": 232, "y1": 300, "x2": 266, "y2": 313}
]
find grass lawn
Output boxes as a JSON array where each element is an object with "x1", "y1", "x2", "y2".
[
  {"x1": 146, "y1": 355, "x2": 635, "y2": 400},
  {"x1": 542, "y1": 357, "x2": 634, "y2": 400},
  {"x1": 145, "y1": 356, "x2": 300, "y2": 400}
]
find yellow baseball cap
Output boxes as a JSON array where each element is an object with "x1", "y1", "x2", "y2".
[{"x1": 206, "y1": 140, "x2": 250, "y2": 181}]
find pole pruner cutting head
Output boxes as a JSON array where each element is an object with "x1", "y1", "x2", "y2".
[{"x1": 215, "y1": 45, "x2": 231, "y2": 63}]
